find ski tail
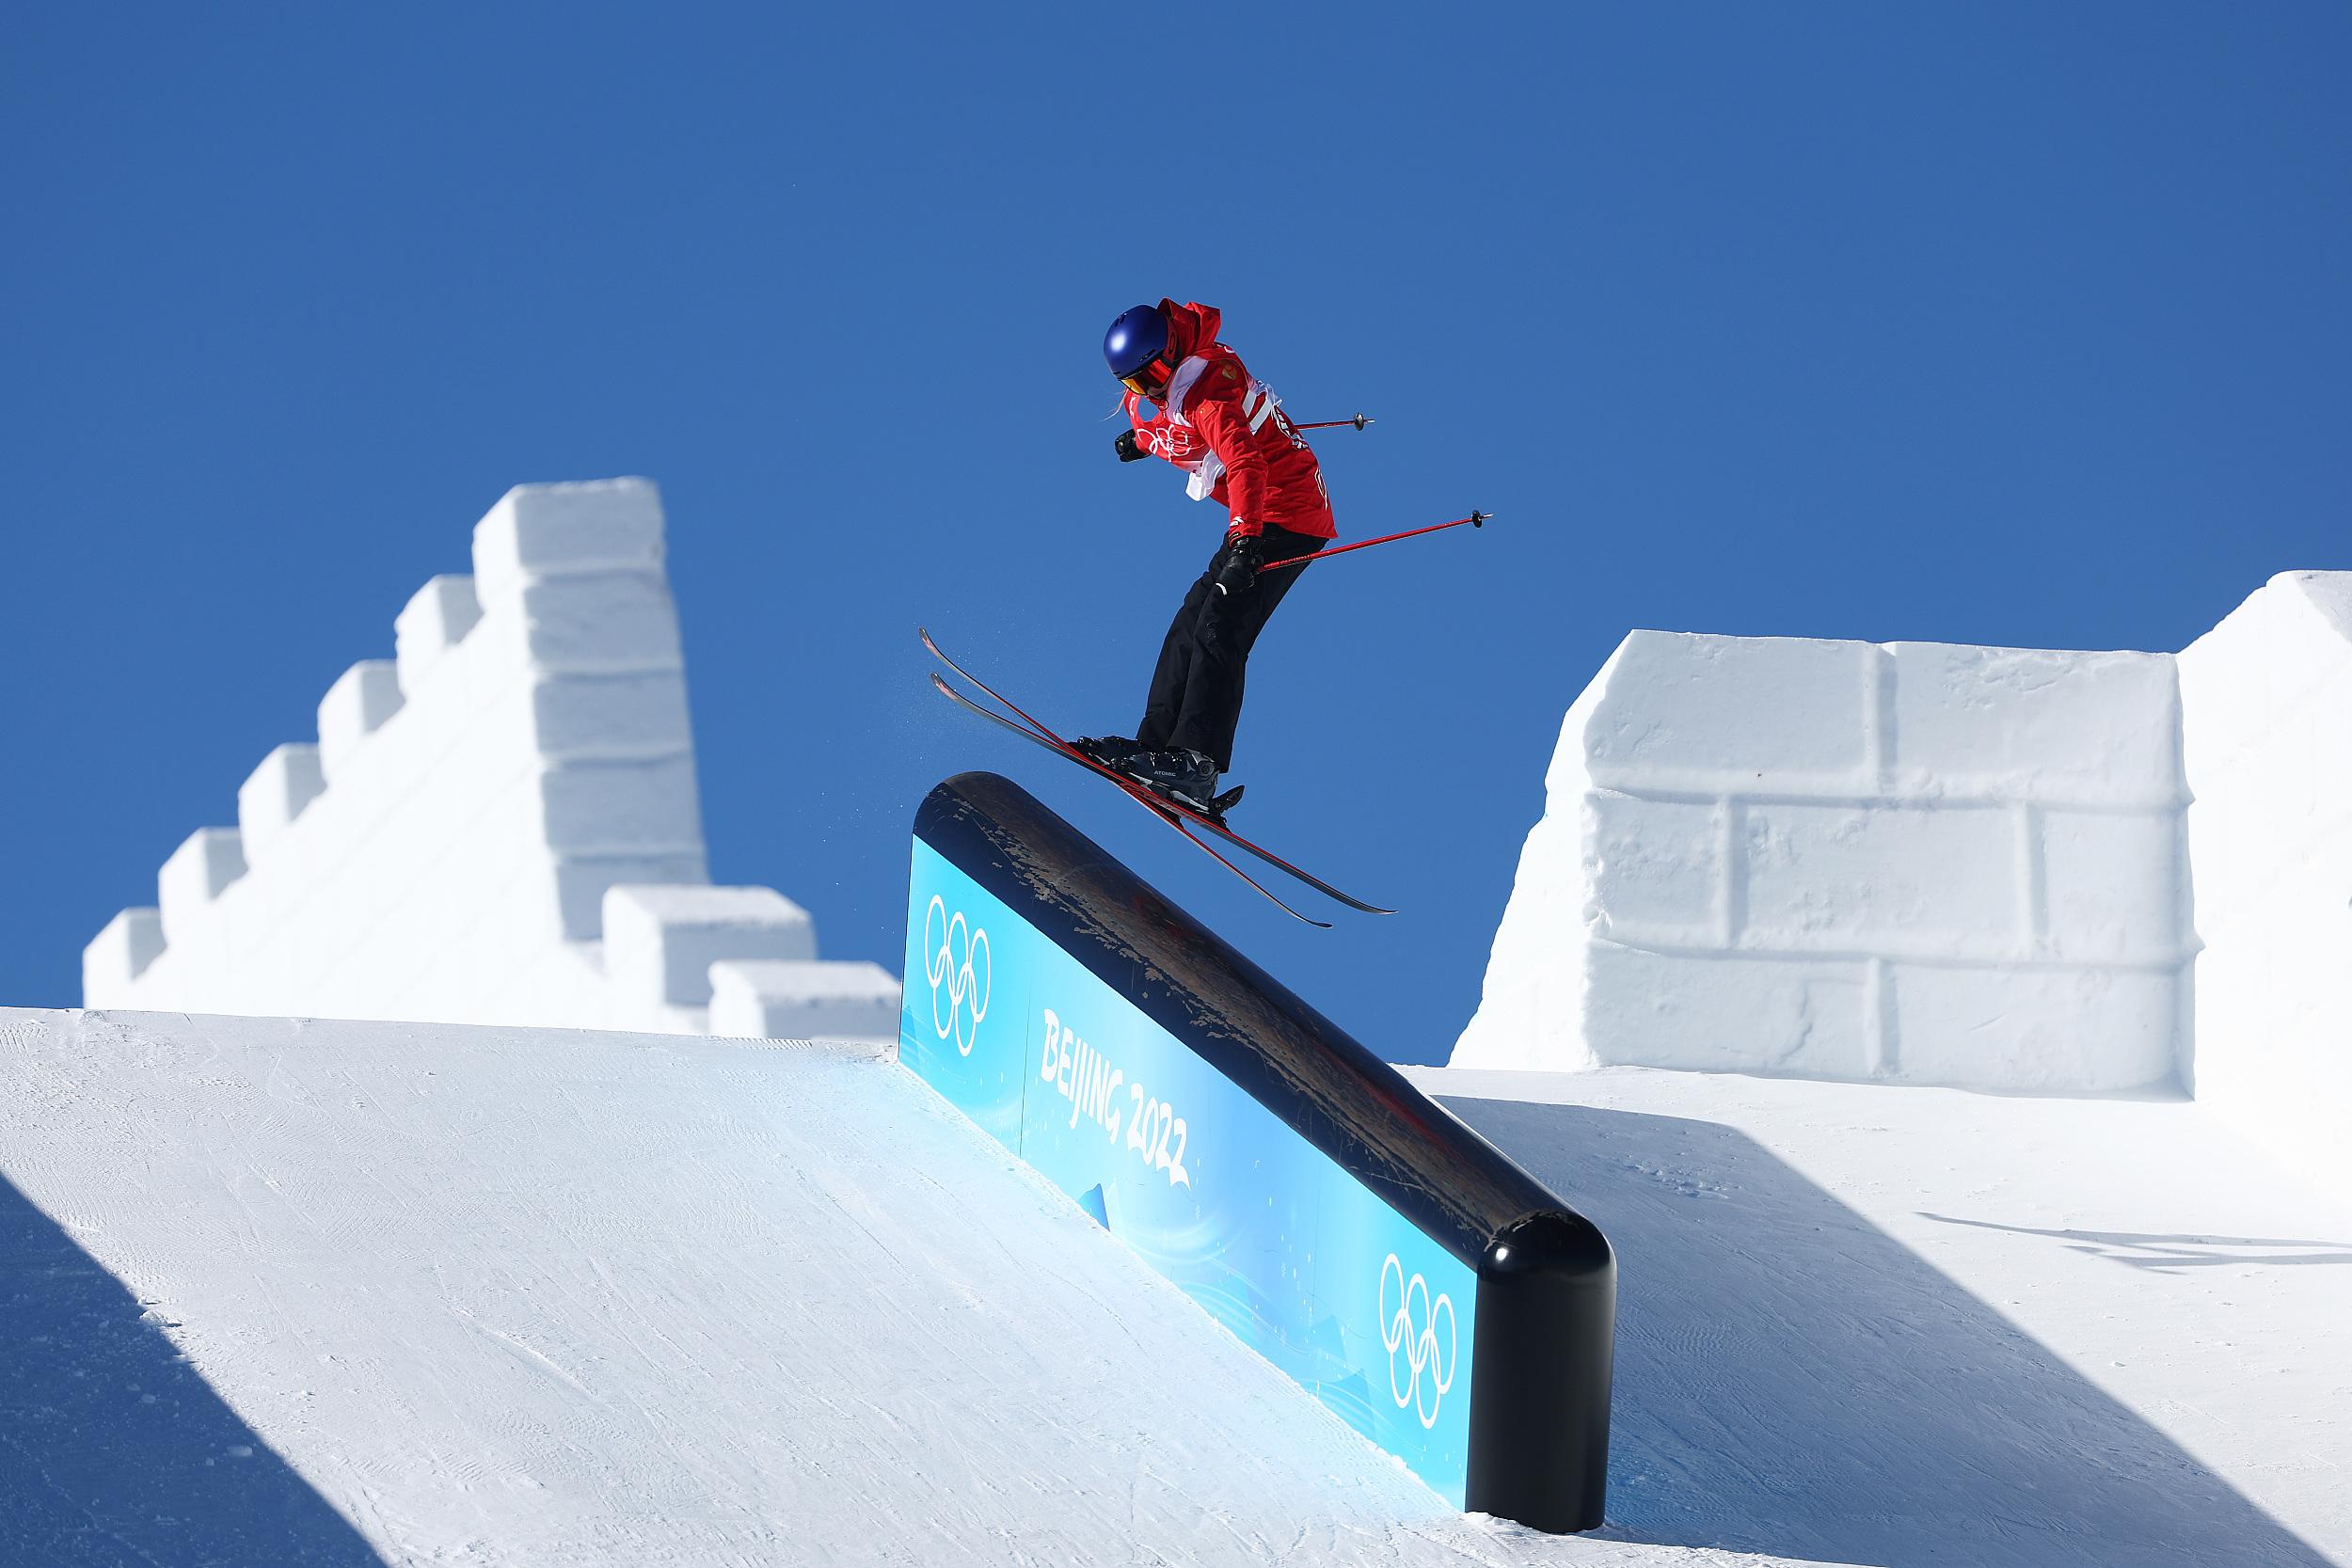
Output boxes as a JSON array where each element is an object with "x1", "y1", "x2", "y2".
[{"x1": 920, "y1": 627, "x2": 1073, "y2": 744}]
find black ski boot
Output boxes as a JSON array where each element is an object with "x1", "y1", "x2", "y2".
[
  {"x1": 1073, "y1": 735, "x2": 1147, "y2": 768},
  {"x1": 1127, "y1": 748, "x2": 1224, "y2": 816}
]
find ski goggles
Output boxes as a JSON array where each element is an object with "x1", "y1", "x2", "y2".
[{"x1": 1119, "y1": 353, "x2": 1175, "y2": 397}]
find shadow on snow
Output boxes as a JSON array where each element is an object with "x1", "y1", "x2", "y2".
[
  {"x1": 1439, "y1": 1098, "x2": 2331, "y2": 1568},
  {"x1": 0, "y1": 1173, "x2": 388, "y2": 1567},
  {"x1": 1918, "y1": 1212, "x2": 2352, "y2": 1273}
]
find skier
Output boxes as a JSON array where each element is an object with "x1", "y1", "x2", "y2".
[{"x1": 1077, "y1": 299, "x2": 1337, "y2": 817}]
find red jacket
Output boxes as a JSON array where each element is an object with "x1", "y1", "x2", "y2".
[{"x1": 1125, "y1": 301, "x2": 1338, "y2": 542}]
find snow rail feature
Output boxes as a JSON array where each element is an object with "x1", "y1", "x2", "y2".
[{"x1": 900, "y1": 771, "x2": 1613, "y2": 1533}]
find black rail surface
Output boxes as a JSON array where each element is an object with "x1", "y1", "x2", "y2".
[{"x1": 914, "y1": 772, "x2": 1613, "y2": 1532}]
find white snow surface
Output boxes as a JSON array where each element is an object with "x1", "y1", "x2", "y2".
[
  {"x1": 1458, "y1": 569, "x2": 2352, "y2": 1212},
  {"x1": 0, "y1": 1007, "x2": 1846, "y2": 1568},
  {"x1": 1410, "y1": 1063, "x2": 2352, "y2": 1568},
  {"x1": 80, "y1": 480, "x2": 898, "y2": 1045},
  {"x1": 2177, "y1": 570, "x2": 2352, "y2": 1198},
  {"x1": 1454, "y1": 629, "x2": 2193, "y2": 1096}
]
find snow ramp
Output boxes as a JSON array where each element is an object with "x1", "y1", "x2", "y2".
[
  {"x1": 1409, "y1": 1068, "x2": 2352, "y2": 1568},
  {"x1": 1, "y1": 1006, "x2": 1752, "y2": 1568},
  {"x1": 11, "y1": 768, "x2": 2339, "y2": 1567}
]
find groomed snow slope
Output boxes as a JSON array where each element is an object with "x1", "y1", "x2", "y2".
[
  {"x1": 0, "y1": 1008, "x2": 1836, "y2": 1568},
  {"x1": 1411, "y1": 1064, "x2": 2352, "y2": 1568},
  {"x1": 8, "y1": 1006, "x2": 2340, "y2": 1566}
]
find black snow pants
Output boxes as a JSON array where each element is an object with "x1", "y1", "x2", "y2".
[{"x1": 1136, "y1": 523, "x2": 1327, "y2": 772}]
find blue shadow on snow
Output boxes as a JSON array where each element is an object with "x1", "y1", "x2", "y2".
[
  {"x1": 0, "y1": 1173, "x2": 388, "y2": 1567},
  {"x1": 1438, "y1": 1098, "x2": 2333, "y2": 1568}
]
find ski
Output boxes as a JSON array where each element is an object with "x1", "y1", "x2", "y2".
[
  {"x1": 919, "y1": 627, "x2": 1395, "y2": 916},
  {"x1": 930, "y1": 673, "x2": 1331, "y2": 927}
]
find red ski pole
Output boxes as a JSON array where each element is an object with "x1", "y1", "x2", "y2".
[
  {"x1": 1258, "y1": 511, "x2": 1490, "y2": 574},
  {"x1": 1293, "y1": 413, "x2": 1375, "y2": 432}
]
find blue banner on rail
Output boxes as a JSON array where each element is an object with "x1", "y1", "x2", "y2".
[{"x1": 901, "y1": 838, "x2": 1475, "y2": 1505}]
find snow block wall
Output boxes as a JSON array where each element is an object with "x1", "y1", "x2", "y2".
[
  {"x1": 82, "y1": 479, "x2": 898, "y2": 1041},
  {"x1": 1455, "y1": 631, "x2": 2193, "y2": 1094},
  {"x1": 2178, "y1": 572, "x2": 2352, "y2": 1196}
]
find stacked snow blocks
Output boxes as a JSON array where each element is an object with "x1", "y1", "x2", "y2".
[
  {"x1": 2178, "y1": 572, "x2": 2352, "y2": 1197},
  {"x1": 707, "y1": 958, "x2": 906, "y2": 1045},
  {"x1": 81, "y1": 479, "x2": 901, "y2": 1041},
  {"x1": 1455, "y1": 631, "x2": 2193, "y2": 1094}
]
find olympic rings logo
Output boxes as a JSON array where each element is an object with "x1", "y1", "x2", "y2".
[
  {"x1": 923, "y1": 895, "x2": 991, "y2": 1057},
  {"x1": 1144, "y1": 425, "x2": 1202, "y2": 462},
  {"x1": 1379, "y1": 1253, "x2": 1457, "y2": 1430}
]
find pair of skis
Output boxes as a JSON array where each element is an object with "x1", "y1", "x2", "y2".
[{"x1": 920, "y1": 629, "x2": 1392, "y2": 927}]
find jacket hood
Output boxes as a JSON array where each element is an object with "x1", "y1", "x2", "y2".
[{"x1": 1160, "y1": 299, "x2": 1222, "y2": 362}]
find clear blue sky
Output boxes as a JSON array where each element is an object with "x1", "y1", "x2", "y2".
[{"x1": 7, "y1": 5, "x2": 2345, "y2": 1065}]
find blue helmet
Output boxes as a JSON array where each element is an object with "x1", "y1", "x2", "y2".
[{"x1": 1104, "y1": 303, "x2": 1172, "y2": 391}]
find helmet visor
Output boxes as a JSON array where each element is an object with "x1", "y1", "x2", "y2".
[{"x1": 1120, "y1": 354, "x2": 1171, "y2": 397}]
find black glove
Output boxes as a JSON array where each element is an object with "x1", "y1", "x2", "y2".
[
  {"x1": 1114, "y1": 430, "x2": 1146, "y2": 463},
  {"x1": 1214, "y1": 531, "x2": 1262, "y2": 597}
]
